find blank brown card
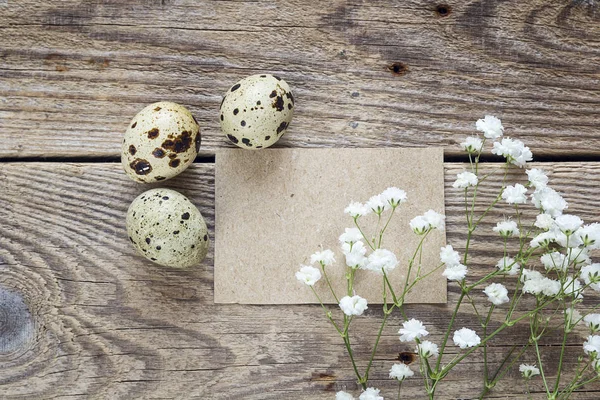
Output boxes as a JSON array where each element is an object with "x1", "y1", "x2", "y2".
[{"x1": 214, "y1": 148, "x2": 447, "y2": 304}]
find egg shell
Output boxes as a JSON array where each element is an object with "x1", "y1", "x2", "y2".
[
  {"x1": 122, "y1": 101, "x2": 201, "y2": 183},
  {"x1": 220, "y1": 74, "x2": 294, "y2": 149},
  {"x1": 126, "y1": 188, "x2": 209, "y2": 268}
]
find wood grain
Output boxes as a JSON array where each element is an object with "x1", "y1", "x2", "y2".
[
  {"x1": 1, "y1": 0, "x2": 599, "y2": 158},
  {"x1": 1, "y1": 161, "x2": 600, "y2": 399}
]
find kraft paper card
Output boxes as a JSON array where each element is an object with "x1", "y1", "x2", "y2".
[{"x1": 214, "y1": 148, "x2": 447, "y2": 304}]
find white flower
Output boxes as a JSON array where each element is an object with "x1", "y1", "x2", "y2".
[
  {"x1": 483, "y1": 283, "x2": 509, "y2": 305},
  {"x1": 584, "y1": 335, "x2": 600, "y2": 356},
  {"x1": 389, "y1": 363, "x2": 414, "y2": 381},
  {"x1": 526, "y1": 169, "x2": 548, "y2": 189},
  {"x1": 443, "y1": 263, "x2": 468, "y2": 281},
  {"x1": 399, "y1": 319, "x2": 429, "y2": 342},
  {"x1": 540, "y1": 252, "x2": 567, "y2": 271},
  {"x1": 339, "y1": 295, "x2": 368, "y2": 316},
  {"x1": 554, "y1": 229, "x2": 584, "y2": 248},
  {"x1": 410, "y1": 215, "x2": 430, "y2": 234},
  {"x1": 555, "y1": 214, "x2": 584, "y2": 235},
  {"x1": 339, "y1": 228, "x2": 364, "y2": 244},
  {"x1": 522, "y1": 276, "x2": 561, "y2": 297},
  {"x1": 493, "y1": 220, "x2": 520, "y2": 238},
  {"x1": 311, "y1": 249, "x2": 336, "y2": 266},
  {"x1": 366, "y1": 194, "x2": 390, "y2": 214},
  {"x1": 424, "y1": 210, "x2": 445, "y2": 230},
  {"x1": 562, "y1": 276, "x2": 583, "y2": 299},
  {"x1": 336, "y1": 392, "x2": 355, "y2": 400},
  {"x1": 476, "y1": 115, "x2": 504, "y2": 139},
  {"x1": 584, "y1": 314, "x2": 600, "y2": 333},
  {"x1": 461, "y1": 136, "x2": 483, "y2": 153},
  {"x1": 535, "y1": 214, "x2": 554, "y2": 230},
  {"x1": 502, "y1": 184, "x2": 528, "y2": 204},
  {"x1": 578, "y1": 223, "x2": 600, "y2": 249},
  {"x1": 566, "y1": 247, "x2": 591, "y2": 266},
  {"x1": 496, "y1": 257, "x2": 520, "y2": 275},
  {"x1": 381, "y1": 187, "x2": 407, "y2": 207},
  {"x1": 342, "y1": 241, "x2": 368, "y2": 269},
  {"x1": 359, "y1": 388, "x2": 383, "y2": 400},
  {"x1": 295, "y1": 265, "x2": 322, "y2": 286},
  {"x1": 531, "y1": 187, "x2": 568, "y2": 217},
  {"x1": 492, "y1": 138, "x2": 532, "y2": 168},
  {"x1": 521, "y1": 269, "x2": 544, "y2": 283},
  {"x1": 519, "y1": 364, "x2": 540, "y2": 379},
  {"x1": 581, "y1": 264, "x2": 600, "y2": 292},
  {"x1": 530, "y1": 231, "x2": 556, "y2": 248},
  {"x1": 345, "y1": 201, "x2": 370, "y2": 218},
  {"x1": 453, "y1": 328, "x2": 481, "y2": 349},
  {"x1": 453, "y1": 171, "x2": 478, "y2": 189},
  {"x1": 416, "y1": 341, "x2": 439, "y2": 358},
  {"x1": 364, "y1": 249, "x2": 398, "y2": 274},
  {"x1": 440, "y1": 245, "x2": 461, "y2": 267}
]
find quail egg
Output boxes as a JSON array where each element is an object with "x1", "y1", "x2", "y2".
[
  {"x1": 220, "y1": 74, "x2": 294, "y2": 149},
  {"x1": 126, "y1": 188, "x2": 209, "y2": 268},
  {"x1": 122, "y1": 102, "x2": 201, "y2": 183}
]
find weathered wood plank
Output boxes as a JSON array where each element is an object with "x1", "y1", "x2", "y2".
[
  {"x1": 0, "y1": 161, "x2": 599, "y2": 398},
  {"x1": 0, "y1": 0, "x2": 599, "y2": 158}
]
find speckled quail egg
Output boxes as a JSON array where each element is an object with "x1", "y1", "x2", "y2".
[
  {"x1": 126, "y1": 188, "x2": 209, "y2": 268},
  {"x1": 220, "y1": 74, "x2": 294, "y2": 149},
  {"x1": 122, "y1": 101, "x2": 201, "y2": 183}
]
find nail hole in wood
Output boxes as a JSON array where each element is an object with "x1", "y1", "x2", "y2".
[
  {"x1": 435, "y1": 4, "x2": 451, "y2": 17},
  {"x1": 388, "y1": 62, "x2": 408, "y2": 76}
]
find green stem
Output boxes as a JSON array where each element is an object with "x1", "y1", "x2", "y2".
[{"x1": 320, "y1": 264, "x2": 339, "y2": 303}]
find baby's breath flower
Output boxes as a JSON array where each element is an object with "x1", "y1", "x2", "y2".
[
  {"x1": 339, "y1": 228, "x2": 363, "y2": 244},
  {"x1": 483, "y1": 283, "x2": 509, "y2": 305},
  {"x1": 359, "y1": 388, "x2": 383, "y2": 400},
  {"x1": 584, "y1": 314, "x2": 600, "y2": 333},
  {"x1": 389, "y1": 363, "x2": 414, "y2": 381},
  {"x1": 366, "y1": 194, "x2": 390, "y2": 215},
  {"x1": 399, "y1": 319, "x2": 429, "y2": 342},
  {"x1": 519, "y1": 364, "x2": 540, "y2": 379},
  {"x1": 522, "y1": 276, "x2": 561, "y2": 297},
  {"x1": 578, "y1": 223, "x2": 600, "y2": 249},
  {"x1": 531, "y1": 187, "x2": 568, "y2": 217},
  {"x1": 476, "y1": 115, "x2": 504, "y2": 139},
  {"x1": 416, "y1": 340, "x2": 439, "y2": 358},
  {"x1": 440, "y1": 245, "x2": 461, "y2": 267},
  {"x1": 364, "y1": 249, "x2": 398, "y2": 274},
  {"x1": 493, "y1": 220, "x2": 519, "y2": 238},
  {"x1": 295, "y1": 265, "x2": 322, "y2": 286},
  {"x1": 496, "y1": 256, "x2": 520, "y2": 275},
  {"x1": 530, "y1": 231, "x2": 556, "y2": 248},
  {"x1": 584, "y1": 335, "x2": 600, "y2": 356},
  {"x1": 461, "y1": 136, "x2": 483, "y2": 153},
  {"x1": 336, "y1": 391, "x2": 355, "y2": 400},
  {"x1": 381, "y1": 187, "x2": 407, "y2": 207},
  {"x1": 566, "y1": 247, "x2": 591, "y2": 266},
  {"x1": 535, "y1": 213, "x2": 554, "y2": 230},
  {"x1": 342, "y1": 241, "x2": 368, "y2": 269},
  {"x1": 424, "y1": 210, "x2": 445, "y2": 230},
  {"x1": 345, "y1": 201, "x2": 370, "y2": 218},
  {"x1": 521, "y1": 269, "x2": 544, "y2": 283},
  {"x1": 453, "y1": 328, "x2": 481, "y2": 349},
  {"x1": 526, "y1": 168, "x2": 548, "y2": 189},
  {"x1": 453, "y1": 171, "x2": 478, "y2": 189},
  {"x1": 540, "y1": 252, "x2": 567, "y2": 272},
  {"x1": 410, "y1": 215, "x2": 430, "y2": 234},
  {"x1": 311, "y1": 249, "x2": 336, "y2": 266},
  {"x1": 443, "y1": 263, "x2": 468, "y2": 281},
  {"x1": 555, "y1": 214, "x2": 584, "y2": 235},
  {"x1": 492, "y1": 138, "x2": 533, "y2": 168},
  {"x1": 562, "y1": 276, "x2": 583, "y2": 299},
  {"x1": 502, "y1": 184, "x2": 528, "y2": 204},
  {"x1": 339, "y1": 295, "x2": 368, "y2": 316},
  {"x1": 581, "y1": 264, "x2": 600, "y2": 292}
]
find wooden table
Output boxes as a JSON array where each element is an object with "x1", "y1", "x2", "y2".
[{"x1": 1, "y1": 1, "x2": 599, "y2": 398}]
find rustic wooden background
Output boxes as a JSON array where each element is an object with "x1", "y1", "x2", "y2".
[{"x1": 1, "y1": 0, "x2": 599, "y2": 399}]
